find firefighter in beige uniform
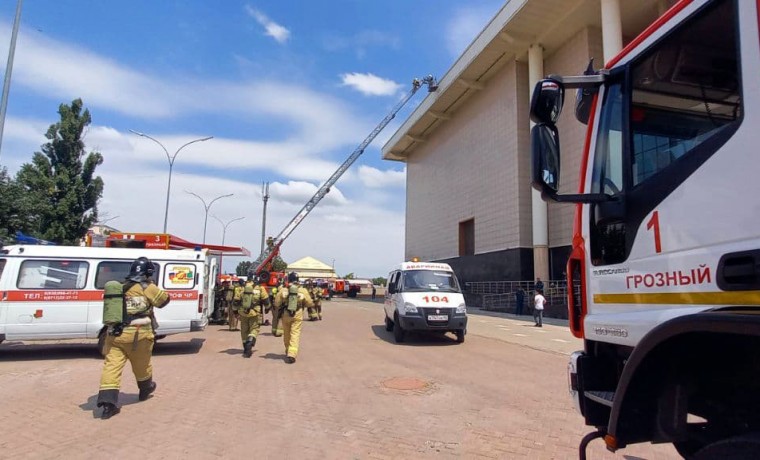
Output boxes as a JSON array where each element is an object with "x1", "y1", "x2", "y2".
[
  {"x1": 273, "y1": 272, "x2": 313, "y2": 363},
  {"x1": 236, "y1": 276, "x2": 270, "y2": 358},
  {"x1": 97, "y1": 257, "x2": 169, "y2": 419},
  {"x1": 269, "y1": 280, "x2": 285, "y2": 337},
  {"x1": 230, "y1": 279, "x2": 244, "y2": 331}
]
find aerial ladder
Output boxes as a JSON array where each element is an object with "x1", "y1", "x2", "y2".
[{"x1": 251, "y1": 75, "x2": 438, "y2": 281}]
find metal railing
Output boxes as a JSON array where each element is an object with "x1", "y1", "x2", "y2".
[{"x1": 464, "y1": 280, "x2": 568, "y2": 319}]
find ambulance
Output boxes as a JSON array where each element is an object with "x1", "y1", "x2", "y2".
[
  {"x1": 383, "y1": 261, "x2": 467, "y2": 344},
  {"x1": 0, "y1": 244, "x2": 217, "y2": 355}
]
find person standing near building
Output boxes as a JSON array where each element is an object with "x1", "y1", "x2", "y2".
[
  {"x1": 533, "y1": 289, "x2": 546, "y2": 327},
  {"x1": 371, "y1": 285, "x2": 376, "y2": 300},
  {"x1": 535, "y1": 277, "x2": 544, "y2": 294},
  {"x1": 273, "y1": 272, "x2": 313, "y2": 364},
  {"x1": 236, "y1": 275, "x2": 269, "y2": 358},
  {"x1": 515, "y1": 287, "x2": 525, "y2": 316},
  {"x1": 96, "y1": 257, "x2": 170, "y2": 419}
]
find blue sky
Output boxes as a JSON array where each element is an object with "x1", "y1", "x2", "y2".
[{"x1": 0, "y1": 0, "x2": 503, "y2": 278}]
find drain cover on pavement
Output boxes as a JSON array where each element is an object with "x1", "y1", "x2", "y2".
[{"x1": 382, "y1": 377, "x2": 430, "y2": 391}]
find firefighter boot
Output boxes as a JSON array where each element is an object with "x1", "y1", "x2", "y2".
[
  {"x1": 138, "y1": 379, "x2": 157, "y2": 401},
  {"x1": 243, "y1": 337, "x2": 255, "y2": 358},
  {"x1": 100, "y1": 403, "x2": 121, "y2": 419}
]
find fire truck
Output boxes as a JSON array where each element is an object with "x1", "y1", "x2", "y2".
[{"x1": 529, "y1": 0, "x2": 759, "y2": 458}]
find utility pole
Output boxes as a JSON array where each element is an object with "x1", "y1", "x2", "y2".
[
  {"x1": 260, "y1": 181, "x2": 270, "y2": 254},
  {"x1": 0, "y1": 0, "x2": 23, "y2": 161}
]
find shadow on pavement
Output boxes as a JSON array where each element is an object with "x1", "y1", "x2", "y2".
[
  {"x1": 370, "y1": 325, "x2": 460, "y2": 347},
  {"x1": 0, "y1": 342, "x2": 101, "y2": 361},
  {"x1": 79, "y1": 392, "x2": 148, "y2": 419},
  {"x1": 260, "y1": 352, "x2": 287, "y2": 361},
  {"x1": 153, "y1": 338, "x2": 205, "y2": 355},
  {"x1": 220, "y1": 348, "x2": 243, "y2": 356}
]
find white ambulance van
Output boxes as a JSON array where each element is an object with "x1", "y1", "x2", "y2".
[
  {"x1": 0, "y1": 244, "x2": 217, "y2": 354},
  {"x1": 383, "y1": 261, "x2": 467, "y2": 344}
]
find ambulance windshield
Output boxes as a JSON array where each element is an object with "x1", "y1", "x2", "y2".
[{"x1": 402, "y1": 270, "x2": 460, "y2": 293}]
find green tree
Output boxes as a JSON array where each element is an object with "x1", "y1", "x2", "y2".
[
  {"x1": 343, "y1": 272, "x2": 355, "y2": 279},
  {"x1": 0, "y1": 167, "x2": 36, "y2": 241},
  {"x1": 271, "y1": 254, "x2": 288, "y2": 272},
  {"x1": 372, "y1": 277, "x2": 387, "y2": 286},
  {"x1": 15, "y1": 99, "x2": 104, "y2": 245},
  {"x1": 236, "y1": 261, "x2": 253, "y2": 276}
]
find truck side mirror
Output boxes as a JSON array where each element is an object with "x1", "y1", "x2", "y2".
[
  {"x1": 388, "y1": 283, "x2": 396, "y2": 294},
  {"x1": 531, "y1": 123, "x2": 561, "y2": 197},
  {"x1": 530, "y1": 79, "x2": 564, "y2": 124}
]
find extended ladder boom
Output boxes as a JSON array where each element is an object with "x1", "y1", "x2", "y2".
[{"x1": 252, "y1": 75, "x2": 437, "y2": 274}]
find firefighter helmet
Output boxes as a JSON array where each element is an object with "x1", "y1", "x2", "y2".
[
  {"x1": 287, "y1": 271, "x2": 299, "y2": 283},
  {"x1": 127, "y1": 257, "x2": 154, "y2": 281}
]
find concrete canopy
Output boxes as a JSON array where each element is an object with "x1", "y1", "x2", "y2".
[{"x1": 382, "y1": 0, "x2": 667, "y2": 162}]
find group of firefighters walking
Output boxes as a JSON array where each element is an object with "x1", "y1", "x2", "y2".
[
  {"x1": 96, "y1": 257, "x2": 326, "y2": 420},
  {"x1": 213, "y1": 273, "x2": 327, "y2": 360}
]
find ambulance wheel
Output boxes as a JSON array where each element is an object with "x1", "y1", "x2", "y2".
[
  {"x1": 456, "y1": 329, "x2": 466, "y2": 343},
  {"x1": 385, "y1": 316, "x2": 393, "y2": 332},
  {"x1": 393, "y1": 314, "x2": 405, "y2": 343},
  {"x1": 97, "y1": 328, "x2": 108, "y2": 357}
]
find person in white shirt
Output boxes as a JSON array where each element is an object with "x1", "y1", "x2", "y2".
[{"x1": 533, "y1": 290, "x2": 546, "y2": 327}]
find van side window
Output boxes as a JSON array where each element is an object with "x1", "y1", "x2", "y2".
[
  {"x1": 0, "y1": 259, "x2": 5, "y2": 280},
  {"x1": 95, "y1": 261, "x2": 160, "y2": 289},
  {"x1": 18, "y1": 260, "x2": 89, "y2": 289},
  {"x1": 389, "y1": 272, "x2": 400, "y2": 292}
]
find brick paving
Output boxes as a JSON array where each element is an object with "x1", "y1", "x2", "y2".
[{"x1": 0, "y1": 298, "x2": 679, "y2": 459}]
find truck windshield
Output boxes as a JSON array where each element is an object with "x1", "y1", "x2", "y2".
[{"x1": 402, "y1": 270, "x2": 461, "y2": 293}]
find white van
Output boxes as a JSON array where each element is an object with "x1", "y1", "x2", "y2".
[
  {"x1": 383, "y1": 261, "x2": 467, "y2": 343},
  {"x1": 0, "y1": 244, "x2": 217, "y2": 354}
]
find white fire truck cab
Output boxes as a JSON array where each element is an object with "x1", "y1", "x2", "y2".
[
  {"x1": 0, "y1": 245, "x2": 217, "y2": 355},
  {"x1": 530, "y1": 0, "x2": 760, "y2": 458}
]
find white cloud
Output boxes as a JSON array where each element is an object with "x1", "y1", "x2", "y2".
[
  {"x1": 445, "y1": 5, "x2": 499, "y2": 57},
  {"x1": 358, "y1": 165, "x2": 405, "y2": 189},
  {"x1": 245, "y1": 6, "x2": 291, "y2": 44},
  {"x1": 269, "y1": 180, "x2": 348, "y2": 207},
  {"x1": 340, "y1": 72, "x2": 403, "y2": 97}
]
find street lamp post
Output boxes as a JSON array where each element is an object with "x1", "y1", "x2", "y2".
[
  {"x1": 129, "y1": 130, "x2": 213, "y2": 233},
  {"x1": 212, "y1": 215, "x2": 245, "y2": 275},
  {"x1": 186, "y1": 191, "x2": 233, "y2": 244}
]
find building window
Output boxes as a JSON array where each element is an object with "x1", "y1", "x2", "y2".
[{"x1": 459, "y1": 219, "x2": 474, "y2": 256}]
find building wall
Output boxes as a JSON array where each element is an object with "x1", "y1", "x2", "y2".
[
  {"x1": 406, "y1": 59, "x2": 526, "y2": 264},
  {"x1": 404, "y1": 27, "x2": 605, "y2": 282}
]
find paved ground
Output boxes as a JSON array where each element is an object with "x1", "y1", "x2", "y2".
[{"x1": 0, "y1": 298, "x2": 679, "y2": 459}]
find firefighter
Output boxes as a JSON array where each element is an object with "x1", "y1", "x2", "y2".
[
  {"x1": 223, "y1": 280, "x2": 234, "y2": 326},
  {"x1": 236, "y1": 275, "x2": 269, "y2": 358},
  {"x1": 269, "y1": 278, "x2": 285, "y2": 337},
  {"x1": 96, "y1": 257, "x2": 170, "y2": 419},
  {"x1": 230, "y1": 279, "x2": 244, "y2": 331},
  {"x1": 305, "y1": 280, "x2": 319, "y2": 321},
  {"x1": 309, "y1": 282, "x2": 324, "y2": 321},
  {"x1": 213, "y1": 282, "x2": 224, "y2": 323},
  {"x1": 273, "y1": 272, "x2": 313, "y2": 363}
]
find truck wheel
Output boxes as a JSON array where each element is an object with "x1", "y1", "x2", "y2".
[
  {"x1": 97, "y1": 328, "x2": 108, "y2": 357},
  {"x1": 385, "y1": 316, "x2": 393, "y2": 332},
  {"x1": 393, "y1": 314, "x2": 405, "y2": 343},
  {"x1": 693, "y1": 433, "x2": 760, "y2": 460},
  {"x1": 456, "y1": 329, "x2": 466, "y2": 343}
]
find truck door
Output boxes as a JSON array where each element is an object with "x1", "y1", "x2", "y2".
[
  {"x1": 585, "y1": 0, "x2": 746, "y2": 321},
  {"x1": 204, "y1": 257, "x2": 217, "y2": 318}
]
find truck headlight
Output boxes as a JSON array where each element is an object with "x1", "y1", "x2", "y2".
[
  {"x1": 404, "y1": 302, "x2": 418, "y2": 314},
  {"x1": 456, "y1": 303, "x2": 467, "y2": 314}
]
